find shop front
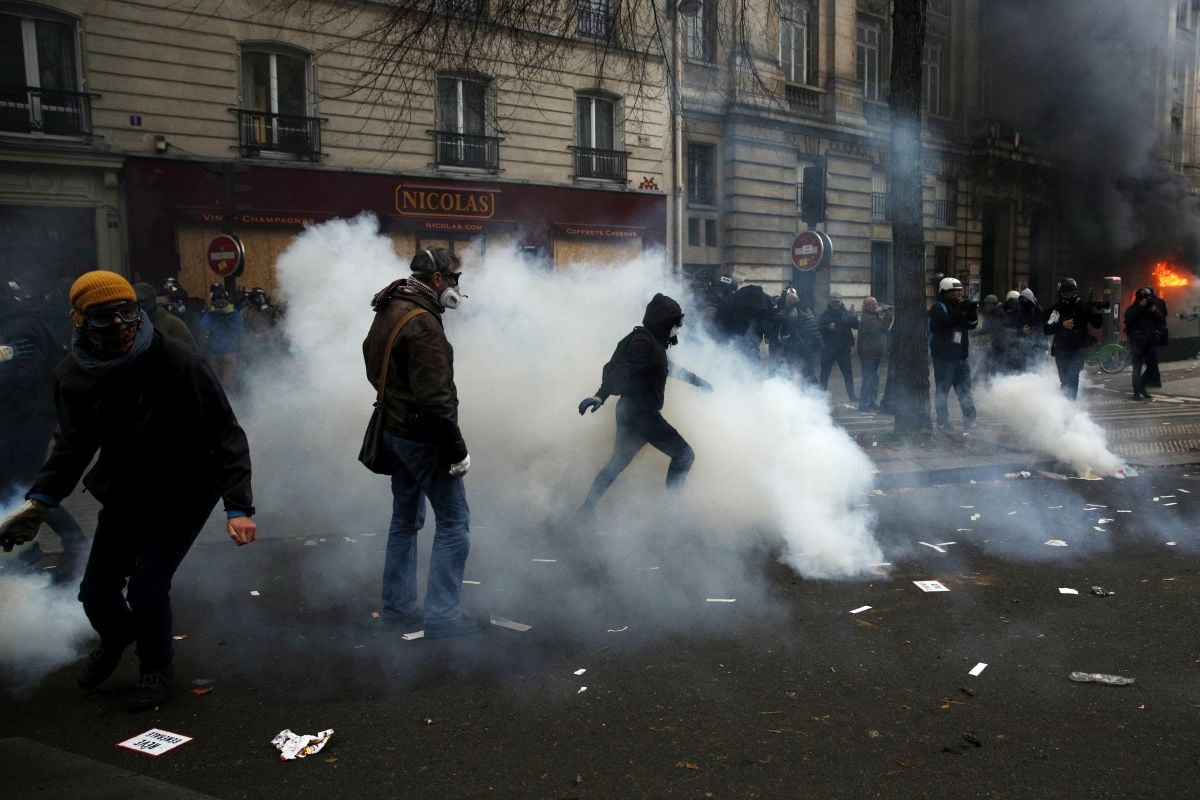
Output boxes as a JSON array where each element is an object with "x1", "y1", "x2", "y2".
[{"x1": 123, "y1": 158, "x2": 666, "y2": 299}]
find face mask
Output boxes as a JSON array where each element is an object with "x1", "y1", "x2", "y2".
[
  {"x1": 439, "y1": 285, "x2": 463, "y2": 309},
  {"x1": 670, "y1": 324, "x2": 681, "y2": 339}
]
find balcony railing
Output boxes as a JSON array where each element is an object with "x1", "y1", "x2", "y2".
[
  {"x1": 785, "y1": 84, "x2": 822, "y2": 114},
  {"x1": 433, "y1": 130, "x2": 501, "y2": 170},
  {"x1": 871, "y1": 192, "x2": 888, "y2": 221},
  {"x1": 572, "y1": 146, "x2": 628, "y2": 181},
  {"x1": 577, "y1": 1, "x2": 612, "y2": 39},
  {"x1": 0, "y1": 85, "x2": 93, "y2": 136},
  {"x1": 933, "y1": 199, "x2": 957, "y2": 227},
  {"x1": 236, "y1": 109, "x2": 322, "y2": 158}
]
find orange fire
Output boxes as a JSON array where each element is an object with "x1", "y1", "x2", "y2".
[{"x1": 1152, "y1": 261, "x2": 1191, "y2": 288}]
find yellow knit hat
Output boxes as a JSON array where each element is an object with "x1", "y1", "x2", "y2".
[{"x1": 69, "y1": 270, "x2": 137, "y2": 326}]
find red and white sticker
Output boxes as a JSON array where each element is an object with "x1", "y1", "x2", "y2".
[{"x1": 117, "y1": 728, "x2": 193, "y2": 756}]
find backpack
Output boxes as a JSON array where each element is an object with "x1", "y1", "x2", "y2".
[{"x1": 601, "y1": 328, "x2": 641, "y2": 396}]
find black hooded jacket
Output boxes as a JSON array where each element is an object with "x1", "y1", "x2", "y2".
[{"x1": 595, "y1": 293, "x2": 682, "y2": 411}]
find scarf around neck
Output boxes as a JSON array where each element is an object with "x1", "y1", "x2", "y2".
[{"x1": 71, "y1": 310, "x2": 155, "y2": 375}]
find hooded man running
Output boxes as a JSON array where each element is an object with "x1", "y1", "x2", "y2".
[{"x1": 577, "y1": 293, "x2": 712, "y2": 513}]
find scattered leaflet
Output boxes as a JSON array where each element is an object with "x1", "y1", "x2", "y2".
[
  {"x1": 272, "y1": 729, "x2": 334, "y2": 761},
  {"x1": 117, "y1": 729, "x2": 192, "y2": 757},
  {"x1": 913, "y1": 580, "x2": 950, "y2": 593}
]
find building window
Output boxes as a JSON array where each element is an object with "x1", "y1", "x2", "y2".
[
  {"x1": 934, "y1": 179, "x2": 957, "y2": 226},
  {"x1": 871, "y1": 171, "x2": 888, "y2": 221},
  {"x1": 0, "y1": 8, "x2": 90, "y2": 136},
  {"x1": 578, "y1": 0, "x2": 612, "y2": 40},
  {"x1": 574, "y1": 93, "x2": 625, "y2": 180},
  {"x1": 238, "y1": 46, "x2": 319, "y2": 158},
  {"x1": 871, "y1": 242, "x2": 892, "y2": 302},
  {"x1": 856, "y1": 19, "x2": 881, "y2": 102},
  {"x1": 687, "y1": 217, "x2": 700, "y2": 246},
  {"x1": 796, "y1": 157, "x2": 817, "y2": 211},
  {"x1": 705, "y1": 218, "x2": 717, "y2": 247},
  {"x1": 923, "y1": 38, "x2": 946, "y2": 116},
  {"x1": 685, "y1": 0, "x2": 716, "y2": 63},
  {"x1": 434, "y1": 74, "x2": 499, "y2": 170},
  {"x1": 779, "y1": 1, "x2": 814, "y2": 85},
  {"x1": 687, "y1": 143, "x2": 716, "y2": 205}
]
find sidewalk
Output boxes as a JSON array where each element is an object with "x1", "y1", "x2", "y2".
[{"x1": 828, "y1": 357, "x2": 1200, "y2": 486}]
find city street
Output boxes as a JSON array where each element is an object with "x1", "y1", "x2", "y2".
[{"x1": 3, "y1": 364, "x2": 1199, "y2": 799}]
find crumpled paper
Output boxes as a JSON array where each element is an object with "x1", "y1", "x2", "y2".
[{"x1": 272, "y1": 728, "x2": 334, "y2": 760}]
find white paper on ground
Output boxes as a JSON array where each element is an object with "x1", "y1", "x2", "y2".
[
  {"x1": 531, "y1": 559, "x2": 557, "y2": 563},
  {"x1": 401, "y1": 631, "x2": 425, "y2": 640},
  {"x1": 116, "y1": 728, "x2": 193, "y2": 757},
  {"x1": 913, "y1": 580, "x2": 950, "y2": 592},
  {"x1": 968, "y1": 662, "x2": 988, "y2": 677},
  {"x1": 271, "y1": 729, "x2": 333, "y2": 761},
  {"x1": 850, "y1": 606, "x2": 872, "y2": 614},
  {"x1": 607, "y1": 626, "x2": 629, "y2": 632},
  {"x1": 463, "y1": 580, "x2": 481, "y2": 585},
  {"x1": 1045, "y1": 539, "x2": 1069, "y2": 547},
  {"x1": 706, "y1": 598, "x2": 736, "y2": 603},
  {"x1": 1167, "y1": 542, "x2": 1177, "y2": 546},
  {"x1": 490, "y1": 616, "x2": 532, "y2": 632},
  {"x1": 1163, "y1": 502, "x2": 1178, "y2": 507},
  {"x1": 249, "y1": 590, "x2": 260, "y2": 596},
  {"x1": 577, "y1": 686, "x2": 587, "y2": 694},
  {"x1": 918, "y1": 542, "x2": 947, "y2": 553},
  {"x1": 574, "y1": 668, "x2": 586, "y2": 676},
  {"x1": 1058, "y1": 588, "x2": 1079, "y2": 595}
]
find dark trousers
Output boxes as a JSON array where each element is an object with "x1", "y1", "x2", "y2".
[
  {"x1": 859, "y1": 357, "x2": 881, "y2": 409},
  {"x1": 933, "y1": 357, "x2": 976, "y2": 426},
  {"x1": 1054, "y1": 349, "x2": 1087, "y2": 400},
  {"x1": 580, "y1": 402, "x2": 694, "y2": 513},
  {"x1": 78, "y1": 491, "x2": 218, "y2": 673},
  {"x1": 1129, "y1": 340, "x2": 1159, "y2": 396},
  {"x1": 820, "y1": 349, "x2": 855, "y2": 399}
]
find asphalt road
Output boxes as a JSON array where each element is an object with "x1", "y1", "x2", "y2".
[{"x1": 3, "y1": 464, "x2": 1199, "y2": 799}]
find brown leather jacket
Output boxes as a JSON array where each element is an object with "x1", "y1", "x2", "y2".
[{"x1": 362, "y1": 282, "x2": 467, "y2": 462}]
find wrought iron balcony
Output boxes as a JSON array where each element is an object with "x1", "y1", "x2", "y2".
[
  {"x1": 871, "y1": 192, "x2": 888, "y2": 221},
  {"x1": 572, "y1": 146, "x2": 628, "y2": 181},
  {"x1": 433, "y1": 130, "x2": 501, "y2": 170},
  {"x1": 236, "y1": 109, "x2": 322, "y2": 158},
  {"x1": 933, "y1": 199, "x2": 957, "y2": 227},
  {"x1": 0, "y1": 85, "x2": 93, "y2": 136},
  {"x1": 577, "y1": 1, "x2": 613, "y2": 39}
]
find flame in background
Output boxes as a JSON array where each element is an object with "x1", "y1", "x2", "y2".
[{"x1": 1152, "y1": 261, "x2": 1191, "y2": 288}]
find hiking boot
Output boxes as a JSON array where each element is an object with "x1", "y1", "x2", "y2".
[
  {"x1": 78, "y1": 643, "x2": 129, "y2": 690},
  {"x1": 127, "y1": 671, "x2": 171, "y2": 713},
  {"x1": 424, "y1": 615, "x2": 489, "y2": 640}
]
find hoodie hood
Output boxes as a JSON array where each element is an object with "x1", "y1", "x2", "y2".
[
  {"x1": 642, "y1": 293, "x2": 683, "y2": 342},
  {"x1": 1019, "y1": 288, "x2": 1037, "y2": 304}
]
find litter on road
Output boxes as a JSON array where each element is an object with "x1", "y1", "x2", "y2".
[
  {"x1": 463, "y1": 580, "x2": 481, "y2": 585},
  {"x1": 117, "y1": 728, "x2": 193, "y2": 757},
  {"x1": 250, "y1": 591, "x2": 261, "y2": 596},
  {"x1": 574, "y1": 668, "x2": 587, "y2": 675},
  {"x1": 913, "y1": 580, "x2": 950, "y2": 592},
  {"x1": 272, "y1": 729, "x2": 334, "y2": 760},
  {"x1": 706, "y1": 598, "x2": 736, "y2": 603},
  {"x1": 969, "y1": 663, "x2": 988, "y2": 677},
  {"x1": 490, "y1": 616, "x2": 532, "y2": 632},
  {"x1": 1058, "y1": 588, "x2": 1079, "y2": 595},
  {"x1": 918, "y1": 542, "x2": 947, "y2": 553},
  {"x1": 849, "y1": 606, "x2": 872, "y2": 614},
  {"x1": 1091, "y1": 586, "x2": 1115, "y2": 596},
  {"x1": 1069, "y1": 672, "x2": 1135, "y2": 686},
  {"x1": 1044, "y1": 539, "x2": 1069, "y2": 547}
]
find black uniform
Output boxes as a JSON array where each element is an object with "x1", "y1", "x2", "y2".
[
  {"x1": 1043, "y1": 296, "x2": 1102, "y2": 400},
  {"x1": 579, "y1": 294, "x2": 707, "y2": 513},
  {"x1": 1125, "y1": 297, "x2": 1165, "y2": 399}
]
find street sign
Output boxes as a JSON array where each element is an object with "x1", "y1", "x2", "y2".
[
  {"x1": 791, "y1": 230, "x2": 831, "y2": 271},
  {"x1": 206, "y1": 234, "x2": 244, "y2": 277}
]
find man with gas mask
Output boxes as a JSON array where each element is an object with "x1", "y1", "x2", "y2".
[
  {"x1": 928, "y1": 277, "x2": 979, "y2": 432},
  {"x1": 362, "y1": 248, "x2": 482, "y2": 639},
  {"x1": 1043, "y1": 278, "x2": 1102, "y2": 400},
  {"x1": 1124, "y1": 286, "x2": 1166, "y2": 400},
  {"x1": 577, "y1": 293, "x2": 712, "y2": 514},
  {"x1": 0, "y1": 270, "x2": 256, "y2": 712},
  {"x1": 199, "y1": 284, "x2": 244, "y2": 388}
]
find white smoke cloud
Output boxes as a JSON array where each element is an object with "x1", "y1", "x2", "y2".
[
  {"x1": 246, "y1": 214, "x2": 882, "y2": 585},
  {"x1": 977, "y1": 363, "x2": 1124, "y2": 477},
  {"x1": 0, "y1": 568, "x2": 92, "y2": 688}
]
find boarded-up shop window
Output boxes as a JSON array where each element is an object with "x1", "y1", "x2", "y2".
[
  {"x1": 552, "y1": 235, "x2": 642, "y2": 269},
  {"x1": 176, "y1": 225, "x2": 299, "y2": 301}
]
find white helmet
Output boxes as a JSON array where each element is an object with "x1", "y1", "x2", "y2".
[{"x1": 939, "y1": 277, "x2": 963, "y2": 293}]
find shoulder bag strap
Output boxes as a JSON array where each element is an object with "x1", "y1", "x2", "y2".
[{"x1": 376, "y1": 307, "x2": 429, "y2": 403}]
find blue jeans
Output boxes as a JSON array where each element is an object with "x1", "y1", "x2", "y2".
[
  {"x1": 932, "y1": 357, "x2": 976, "y2": 426},
  {"x1": 1055, "y1": 349, "x2": 1087, "y2": 400},
  {"x1": 381, "y1": 432, "x2": 470, "y2": 625}
]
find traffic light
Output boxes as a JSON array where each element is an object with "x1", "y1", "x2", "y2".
[{"x1": 800, "y1": 164, "x2": 825, "y2": 224}]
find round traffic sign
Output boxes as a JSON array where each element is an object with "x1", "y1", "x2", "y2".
[
  {"x1": 206, "y1": 234, "x2": 244, "y2": 277},
  {"x1": 791, "y1": 231, "x2": 831, "y2": 271}
]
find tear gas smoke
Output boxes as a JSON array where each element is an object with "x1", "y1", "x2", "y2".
[
  {"x1": 0, "y1": 497, "x2": 92, "y2": 688},
  {"x1": 977, "y1": 364, "x2": 1123, "y2": 477},
  {"x1": 243, "y1": 214, "x2": 882, "y2": 587}
]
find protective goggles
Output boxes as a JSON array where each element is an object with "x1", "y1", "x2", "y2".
[
  {"x1": 78, "y1": 301, "x2": 140, "y2": 328},
  {"x1": 439, "y1": 271, "x2": 462, "y2": 287}
]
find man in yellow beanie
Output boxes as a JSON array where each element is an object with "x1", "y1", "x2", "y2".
[{"x1": 0, "y1": 269, "x2": 258, "y2": 713}]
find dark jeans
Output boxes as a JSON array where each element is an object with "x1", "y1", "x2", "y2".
[
  {"x1": 382, "y1": 432, "x2": 470, "y2": 625},
  {"x1": 1054, "y1": 348, "x2": 1088, "y2": 400},
  {"x1": 820, "y1": 349, "x2": 855, "y2": 399},
  {"x1": 580, "y1": 401, "x2": 694, "y2": 513},
  {"x1": 1142, "y1": 344, "x2": 1162, "y2": 388},
  {"x1": 932, "y1": 357, "x2": 976, "y2": 426},
  {"x1": 859, "y1": 357, "x2": 881, "y2": 409},
  {"x1": 78, "y1": 491, "x2": 218, "y2": 673},
  {"x1": 1129, "y1": 340, "x2": 1159, "y2": 396}
]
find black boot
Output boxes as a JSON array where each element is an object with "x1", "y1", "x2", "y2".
[
  {"x1": 127, "y1": 670, "x2": 172, "y2": 712},
  {"x1": 78, "y1": 642, "x2": 130, "y2": 690}
]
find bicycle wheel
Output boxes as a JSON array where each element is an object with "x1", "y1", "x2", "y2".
[{"x1": 1098, "y1": 346, "x2": 1127, "y2": 374}]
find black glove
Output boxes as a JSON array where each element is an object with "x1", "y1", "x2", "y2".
[{"x1": 578, "y1": 396, "x2": 604, "y2": 415}]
